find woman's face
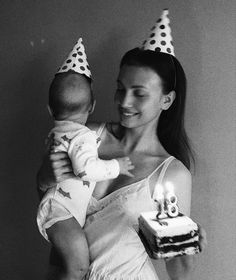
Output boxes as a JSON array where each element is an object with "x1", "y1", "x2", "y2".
[{"x1": 115, "y1": 65, "x2": 164, "y2": 128}]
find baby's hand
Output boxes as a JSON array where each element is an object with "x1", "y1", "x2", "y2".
[{"x1": 117, "y1": 157, "x2": 135, "y2": 177}]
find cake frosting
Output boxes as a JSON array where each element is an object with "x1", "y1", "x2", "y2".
[{"x1": 139, "y1": 211, "x2": 200, "y2": 259}]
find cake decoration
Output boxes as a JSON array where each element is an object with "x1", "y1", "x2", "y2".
[
  {"x1": 153, "y1": 182, "x2": 179, "y2": 219},
  {"x1": 153, "y1": 183, "x2": 167, "y2": 219},
  {"x1": 165, "y1": 182, "x2": 179, "y2": 218}
]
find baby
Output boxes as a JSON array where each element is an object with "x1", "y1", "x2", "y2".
[{"x1": 37, "y1": 39, "x2": 134, "y2": 280}]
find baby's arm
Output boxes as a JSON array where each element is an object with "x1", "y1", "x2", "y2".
[{"x1": 68, "y1": 131, "x2": 134, "y2": 181}]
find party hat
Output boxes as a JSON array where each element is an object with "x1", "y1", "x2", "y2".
[
  {"x1": 142, "y1": 9, "x2": 175, "y2": 56},
  {"x1": 57, "y1": 37, "x2": 92, "y2": 78}
]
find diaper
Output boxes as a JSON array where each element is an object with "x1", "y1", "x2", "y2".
[
  {"x1": 37, "y1": 178, "x2": 96, "y2": 241},
  {"x1": 37, "y1": 196, "x2": 73, "y2": 241}
]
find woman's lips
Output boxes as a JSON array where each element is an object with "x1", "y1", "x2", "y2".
[
  {"x1": 119, "y1": 108, "x2": 138, "y2": 117},
  {"x1": 122, "y1": 112, "x2": 137, "y2": 117},
  {"x1": 120, "y1": 111, "x2": 139, "y2": 118}
]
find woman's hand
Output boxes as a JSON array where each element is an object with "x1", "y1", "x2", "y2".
[
  {"x1": 165, "y1": 224, "x2": 207, "y2": 280},
  {"x1": 198, "y1": 223, "x2": 207, "y2": 252},
  {"x1": 165, "y1": 254, "x2": 196, "y2": 280},
  {"x1": 36, "y1": 137, "x2": 74, "y2": 195},
  {"x1": 137, "y1": 229, "x2": 155, "y2": 259}
]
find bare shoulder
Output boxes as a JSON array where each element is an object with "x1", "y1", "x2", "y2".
[
  {"x1": 164, "y1": 158, "x2": 192, "y2": 185},
  {"x1": 163, "y1": 158, "x2": 192, "y2": 216}
]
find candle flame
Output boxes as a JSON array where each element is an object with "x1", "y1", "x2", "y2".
[
  {"x1": 153, "y1": 183, "x2": 164, "y2": 201},
  {"x1": 165, "y1": 181, "x2": 174, "y2": 194}
]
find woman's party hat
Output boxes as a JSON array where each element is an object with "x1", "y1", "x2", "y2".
[
  {"x1": 142, "y1": 9, "x2": 175, "y2": 56},
  {"x1": 57, "y1": 37, "x2": 92, "y2": 78}
]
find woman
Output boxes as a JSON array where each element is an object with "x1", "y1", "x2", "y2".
[{"x1": 37, "y1": 48, "x2": 206, "y2": 280}]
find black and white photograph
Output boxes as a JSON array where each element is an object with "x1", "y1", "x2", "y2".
[{"x1": 0, "y1": 1, "x2": 235, "y2": 279}]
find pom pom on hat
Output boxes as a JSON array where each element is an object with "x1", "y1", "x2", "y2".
[
  {"x1": 142, "y1": 9, "x2": 175, "y2": 56},
  {"x1": 57, "y1": 37, "x2": 92, "y2": 78}
]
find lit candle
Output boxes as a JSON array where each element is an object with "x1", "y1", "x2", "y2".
[
  {"x1": 153, "y1": 183, "x2": 167, "y2": 219},
  {"x1": 165, "y1": 182, "x2": 179, "y2": 217}
]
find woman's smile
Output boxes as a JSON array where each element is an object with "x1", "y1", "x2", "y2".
[{"x1": 119, "y1": 107, "x2": 139, "y2": 118}]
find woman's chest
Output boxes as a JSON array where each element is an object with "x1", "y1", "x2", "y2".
[
  {"x1": 87, "y1": 181, "x2": 156, "y2": 225},
  {"x1": 94, "y1": 142, "x2": 163, "y2": 200}
]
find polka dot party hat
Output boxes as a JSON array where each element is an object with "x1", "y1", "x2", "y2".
[
  {"x1": 142, "y1": 9, "x2": 175, "y2": 56},
  {"x1": 57, "y1": 37, "x2": 92, "y2": 78}
]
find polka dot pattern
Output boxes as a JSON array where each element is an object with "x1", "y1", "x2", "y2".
[
  {"x1": 155, "y1": 47, "x2": 161, "y2": 52},
  {"x1": 57, "y1": 37, "x2": 92, "y2": 78},
  {"x1": 141, "y1": 9, "x2": 175, "y2": 56}
]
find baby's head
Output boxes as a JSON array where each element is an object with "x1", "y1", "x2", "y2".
[{"x1": 48, "y1": 71, "x2": 95, "y2": 124}]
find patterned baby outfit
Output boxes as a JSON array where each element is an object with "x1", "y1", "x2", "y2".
[
  {"x1": 37, "y1": 121, "x2": 119, "y2": 241},
  {"x1": 84, "y1": 125, "x2": 175, "y2": 280}
]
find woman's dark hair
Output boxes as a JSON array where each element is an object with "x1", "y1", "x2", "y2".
[{"x1": 120, "y1": 48, "x2": 195, "y2": 170}]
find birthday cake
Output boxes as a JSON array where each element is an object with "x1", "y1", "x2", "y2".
[{"x1": 138, "y1": 211, "x2": 200, "y2": 259}]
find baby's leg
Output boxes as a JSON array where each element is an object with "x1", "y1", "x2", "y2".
[{"x1": 46, "y1": 217, "x2": 89, "y2": 280}]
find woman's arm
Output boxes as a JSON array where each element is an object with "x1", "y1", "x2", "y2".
[
  {"x1": 163, "y1": 160, "x2": 192, "y2": 216},
  {"x1": 36, "y1": 147, "x2": 74, "y2": 199},
  {"x1": 165, "y1": 223, "x2": 207, "y2": 280},
  {"x1": 157, "y1": 160, "x2": 206, "y2": 279}
]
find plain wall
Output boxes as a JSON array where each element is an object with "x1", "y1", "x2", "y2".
[{"x1": 0, "y1": 1, "x2": 235, "y2": 279}]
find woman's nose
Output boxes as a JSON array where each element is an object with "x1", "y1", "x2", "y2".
[{"x1": 120, "y1": 92, "x2": 133, "y2": 108}]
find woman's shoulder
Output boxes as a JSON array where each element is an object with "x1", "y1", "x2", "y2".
[{"x1": 166, "y1": 157, "x2": 192, "y2": 182}]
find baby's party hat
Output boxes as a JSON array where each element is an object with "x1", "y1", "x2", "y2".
[
  {"x1": 57, "y1": 37, "x2": 92, "y2": 78},
  {"x1": 142, "y1": 9, "x2": 175, "y2": 56}
]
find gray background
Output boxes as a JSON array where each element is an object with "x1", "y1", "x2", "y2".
[{"x1": 0, "y1": 0, "x2": 235, "y2": 279}]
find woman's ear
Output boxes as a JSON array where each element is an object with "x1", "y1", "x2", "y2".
[
  {"x1": 161, "y1": 91, "x2": 176, "y2": 110},
  {"x1": 89, "y1": 99, "x2": 96, "y2": 115}
]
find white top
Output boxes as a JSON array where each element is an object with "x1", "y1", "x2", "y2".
[{"x1": 83, "y1": 125, "x2": 176, "y2": 280}]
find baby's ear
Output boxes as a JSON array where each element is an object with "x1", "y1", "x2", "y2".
[{"x1": 89, "y1": 99, "x2": 96, "y2": 114}]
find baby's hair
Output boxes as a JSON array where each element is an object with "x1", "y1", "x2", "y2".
[{"x1": 49, "y1": 71, "x2": 93, "y2": 120}]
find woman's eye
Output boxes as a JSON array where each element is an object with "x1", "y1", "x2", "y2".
[{"x1": 134, "y1": 90, "x2": 146, "y2": 97}]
